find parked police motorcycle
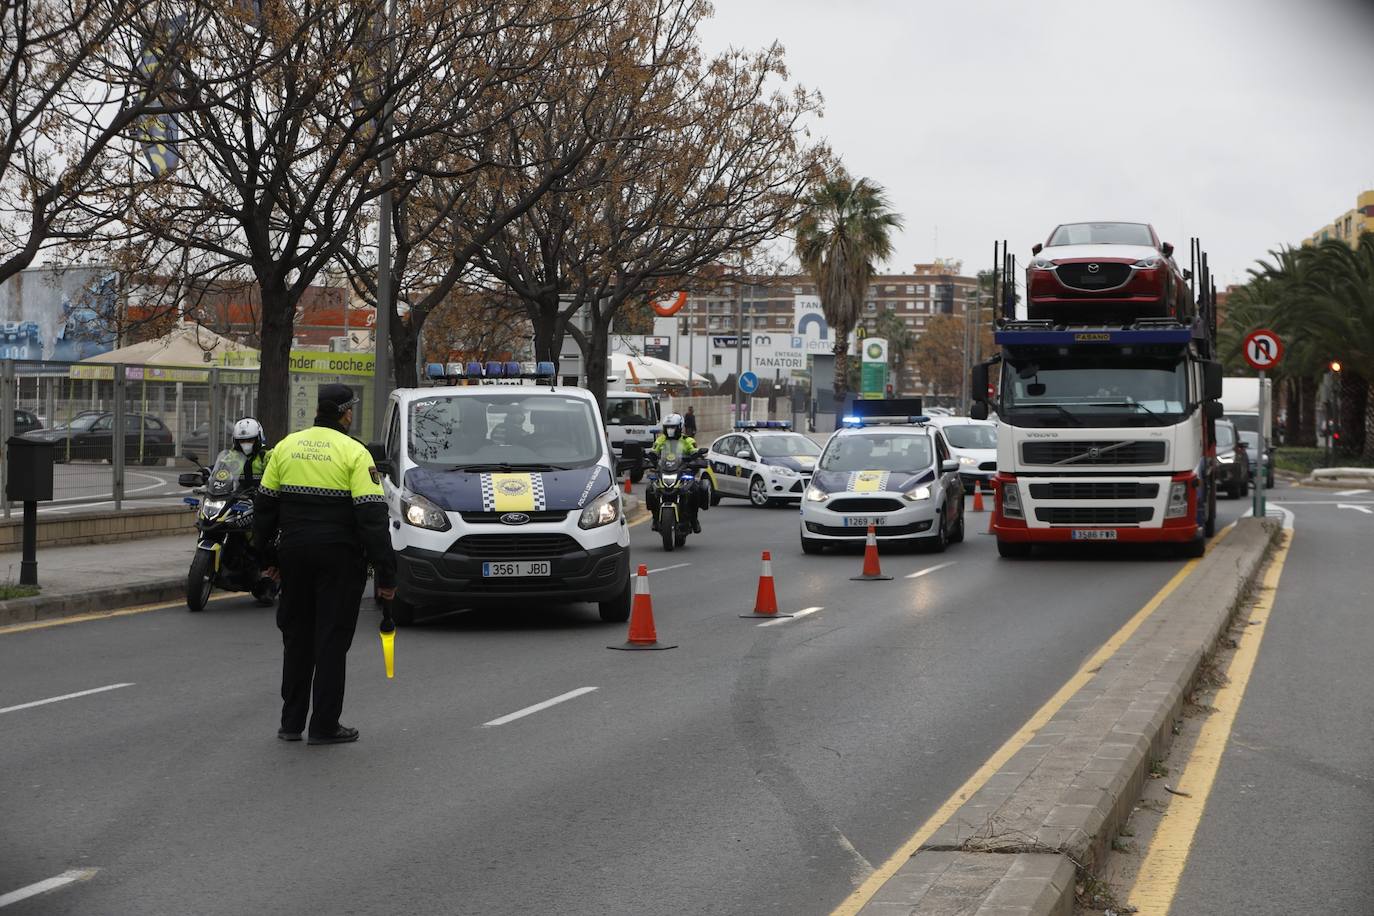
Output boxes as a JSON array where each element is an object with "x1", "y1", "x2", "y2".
[
  {"x1": 646, "y1": 447, "x2": 708, "y2": 551},
  {"x1": 178, "y1": 449, "x2": 275, "y2": 612}
]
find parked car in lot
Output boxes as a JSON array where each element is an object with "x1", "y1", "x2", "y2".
[
  {"x1": 1237, "y1": 429, "x2": 1275, "y2": 489},
  {"x1": 13, "y1": 409, "x2": 41, "y2": 435},
  {"x1": 1027, "y1": 221, "x2": 1194, "y2": 323},
  {"x1": 1213, "y1": 418, "x2": 1252, "y2": 499},
  {"x1": 926, "y1": 416, "x2": 997, "y2": 492},
  {"x1": 21, "y1": 411, "x2": 175, "y2": 464}
]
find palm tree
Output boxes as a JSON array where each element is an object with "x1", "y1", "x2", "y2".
[
  {"x1": 1299, "y1": 235, "x2": 1374, "y2": 460},
  {"x1": 794, "y1": 172, "x2": 903, "y2": 415}
]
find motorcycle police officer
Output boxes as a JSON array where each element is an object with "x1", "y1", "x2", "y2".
[{"x1": 254, "y1": 385, "x2": 396, "y2": 745}]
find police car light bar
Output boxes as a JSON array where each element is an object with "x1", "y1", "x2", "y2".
[
  {"x1": 425, "y1": 363, "x2": 445, "y2": 380},
  {"x1": 733, "y1": 420, "x2": 793, "y2": 430},
  {"x1": 841, "y1": 415, "x2": 930, "y2": 427},
  {"x1": 445, "y1": 362, "x2": 466, "y2": 379}
]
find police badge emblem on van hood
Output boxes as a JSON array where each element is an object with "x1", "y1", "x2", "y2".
[
  {"x1": 808, "y1": 468, "x2": 935, "y2": 495},
  {"x1": 404, "y1": 465, "x2": 613, "y2": 512}
]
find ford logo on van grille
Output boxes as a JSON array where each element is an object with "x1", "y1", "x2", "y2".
[{"x1": 499, "y1": 512, "x2": 530, "y2": 526}]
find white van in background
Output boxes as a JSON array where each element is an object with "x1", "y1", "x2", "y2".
[{"x1": 604, "y1": 390, "x2": 661, "y2": 482}]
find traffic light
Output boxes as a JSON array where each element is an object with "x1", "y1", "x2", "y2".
[{"x1": 1330, "y1": 360, "x2": 1342, "y2": 373}]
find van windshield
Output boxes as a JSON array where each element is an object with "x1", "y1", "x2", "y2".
[
  {"x1": 605, "y1": 396, "x2": 657, "y2": 426},
  {"x1": 408, "y1": 394, "x2": 603, "y2": 470}
]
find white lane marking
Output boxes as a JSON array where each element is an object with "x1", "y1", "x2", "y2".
[
  {"x1": 758, "y1": 606, "x2": 822, "y2": 627},
  {"x1": 1338, "y1": 503, "x2": 1374, "y2": 515},
  {"x1": 905, "y1": 561, "x2": 957, "y2": 580},
  {"x1": 482, "y1": 686, "x2": 598, "y2": 727},
  {"x1": 0, "y1": 869, "x2": 98, "y2": 908},
  {"x1": 646, "y1": 563, "x2": 691, "y2": 574},
  {"x1": 1334, "y1": 489, "x2": 1370, "y2": 496},
  {"x1": 0, "y1": 683, "x2": 134, "y2": 716}
]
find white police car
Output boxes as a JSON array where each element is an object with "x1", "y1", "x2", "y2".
[
  {"x1": 374, "y1": 361, "x2": 630, "y2": 625},
  {"x1": 800, "y1": 415, "x2": 965, "y2": 554},
  {"x1": 705, "y1": 421, "x2": 821, "y2": 507}
]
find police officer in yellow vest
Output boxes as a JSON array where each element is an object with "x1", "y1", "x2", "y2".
[{"x1": 254, "y1": 385, "x2": 396, "y2": 745}]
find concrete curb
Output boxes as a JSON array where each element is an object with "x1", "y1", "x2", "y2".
[
  {"x1": 858, "y1": 519, "x2": 1278, "y2": 915},
  {"x1": 0, "y1": 578, "x2": 184, "y2": 628}
]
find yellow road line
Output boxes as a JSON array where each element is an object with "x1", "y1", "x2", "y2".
[
  {"x1": 1126, "y1": 527, "x2": 1293, "y2": 914},
  {"x1": 831, "y1": 525, "x2": 1234, "y2": 915},
  {"x1": 0, "y1": 592, "x2": 236, "y2": 635}
]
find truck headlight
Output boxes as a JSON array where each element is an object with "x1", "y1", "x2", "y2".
[
  {"x1": 805, "y1": 486, "x2": 828, "y2": 502},
  {"x1": 1001, "y1": 481, "x2": 1023, "y2": 519},
  {"x1": 1166, "y1": 481, "x2": 1189, "y2": 519},
  {"x1": 902, "y1": 485, "x2": 932, "y2": 502},
  {"x1": 402, "y1": 491, "x2": 451, "y2": 531},
  {"x1": 579, "y1": 486, "x2": 621, "y2": 529}
]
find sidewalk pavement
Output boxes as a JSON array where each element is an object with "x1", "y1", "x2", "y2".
[{"x1": 0, "y1": 534, "x2": 194, "y2": 627}]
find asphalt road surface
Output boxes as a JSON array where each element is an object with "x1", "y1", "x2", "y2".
[
  {"x1": 0, "y1": 491, "x2": 1254, "y2": 915},
  {"x1": 1165, "y1": 486, "x2": 1374, "y2": 915}
]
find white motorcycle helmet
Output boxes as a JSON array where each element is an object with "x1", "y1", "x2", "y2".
[
  {"x1": 233, "y1": 417, "x2": 265, "y2": 457},
  {"x1": 663, "y1": 413, "x2": 684, "y2": 440}
]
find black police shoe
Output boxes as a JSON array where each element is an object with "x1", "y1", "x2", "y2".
[
  {"x1": 277, "y1": 728, "x2": 302, "y2": 742},
  {"x1": 691, "y1": 520, "x2": 702, "y2": 534},
  {"x1": 308, "y1": 725, "x2": 360, "y2": 745}
]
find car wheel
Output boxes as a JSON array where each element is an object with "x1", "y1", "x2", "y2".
[
  {"x1": 1226, "y1": 482, "x2": 1239, "y2": 500},
  {"x1": 800, "y1": 535, "x2": 824, "y2": 555},
  {"x1": 1240, "y1": 476, "x2": 1250, "y2": 498},
  {"x1": 749, "y1": 476, "x2": 771, "y2": 507},
  {"x1": 630, "y1": 468, "x2": 645, "y2": 484},
  {"x1": 928, "y1": 514, "x2": 948, "y2": 553},
  {"x1": 949, "y1": 504, "x2": 965, "y2": 544},
  {"x1": 997, "y1": 538, "x2": 1033, "y2": 559},
  {"x1": 704, "y1": 477, "x2": 720, "y2": 507},
  {"x1": 1266, "y1": 472, "x2": 1274, "y2": 489},
  {"x1": 598, "y1": 577, "x2": 631, "y2": 623}
]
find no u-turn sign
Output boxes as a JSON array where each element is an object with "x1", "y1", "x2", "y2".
[{"x1": 1243, "y1": 328, "x2": 1283, "y2": 371}]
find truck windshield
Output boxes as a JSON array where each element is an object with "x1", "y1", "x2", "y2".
[
  {"x1": 605, "y1": 397, "x2": 657, "y2": 426},
  {"x1": 1002, "y1": 355, "x2": 1188, "y2": 427},
  {"x1": 408, "y1": 394, "x2": 603, "y2": 470}
]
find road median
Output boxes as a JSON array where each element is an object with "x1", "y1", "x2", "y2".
[{"x1": 847, "y1": 518, "x2": 1279, "y2": 915}]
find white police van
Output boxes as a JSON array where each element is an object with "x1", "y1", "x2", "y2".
[
  {"x1": 603, "y1": 389, "x2": 660, "y2": 483},
  {"x1": 374, "y1": 361, "x2": 631, "y2": 625}
]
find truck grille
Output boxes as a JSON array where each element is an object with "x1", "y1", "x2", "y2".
[
  {"x1": 1034, "y1": 507, "x2": 1154, "y2": 525},
  {"x1": 451, "y1": 534, "x2": 582, "y2": 558},
  {"x1": 1028, "y1": 482, "x2": 1160, "y2": 500},
  {"x1": 826, "y1": 497, "x2": 905, "y2": 513},
  {"x1": 1056, "y1": 262, "x2": 1132, "y2": 291},
  {"x1": 1021, "y1": 441, "x2": 1166, "y2": 465}
]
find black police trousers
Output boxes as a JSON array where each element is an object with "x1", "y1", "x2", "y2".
[{"x1": 277, "y1": 542, "x2": 367, "y2": 737}]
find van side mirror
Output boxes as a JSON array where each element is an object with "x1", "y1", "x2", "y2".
[
  {"x1": 1203, "y1": 360, "x2": 1223, "y2": 401},
  {"x1": 970, "y1": 402, "x2": 989, "y2": 421},
  {"x1": 1031, "y1": 243, "x2": 1043, "y2": 256},
  {"x1": 1204, "y1": 401, "x2": 1224, "y2": 420},
  {"x1": 971, "y1": 363, "x2": 989, "y2": 401},
  {"x1": 366, "y1": 442, "x2": 394, "y2": 480}
]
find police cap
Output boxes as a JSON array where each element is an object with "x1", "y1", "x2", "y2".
[{"x1": 318, "y1": 384, "x2": 359, "y2": 413}]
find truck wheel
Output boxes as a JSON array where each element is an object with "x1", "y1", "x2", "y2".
[
  {"x1": 997, "y1": 539, "x2": 1032, "y2": 559},
  {"x1": 598, "y1": 578, "x2": 631, "y2": 623},
  {"x1": 1178, "y1": 535, "x2": 1206, "y2": 559},
  {"x1": 1205, "y1": 484, "x2": 1217, "y2": 538}
]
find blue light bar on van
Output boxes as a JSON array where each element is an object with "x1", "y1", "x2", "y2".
[
  {"x1": 485, "y1": 361, "x2": 504, "y2": 378},
  {"x1": 504, "y1": 361, "x2": 521, "y2": 377},
  {"x1": 536, "y1": 361, "x2": 556, "y2": 376},
  {"x1": 466, "y1": 361, "x2": 483, "y2": 378},
  {"x1": 445, "y1": 362, "x2": 465, "y2": 379},
  {"x1": 734, "y1": 420, "x2": 793, "y2": 430},
  {"x1": 841, "y1": 415, "x2": 930, "y2": 427},
  {"x1": 425, "y1": 363, "x2": 445, "y2": 379}
]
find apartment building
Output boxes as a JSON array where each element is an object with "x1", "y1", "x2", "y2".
[{"x1": 1305, "y1": 189, "x2": 1374, "y2": 247}]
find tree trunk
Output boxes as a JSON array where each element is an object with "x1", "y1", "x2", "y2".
[
  {"x1": 391, "y1": 315, "x2": 419, "y2": 390},
  {"x1": 1282, "y1": 378, "x2": 1300, "y2": 445},
  {"x1": 583, "y1": 313, "x2": 611, "y2": 411},
  {"x1": 1298, "y1": 375, "x2": 1317, "y2": 447},
  {"x1": 1340, "y1": 371, "x2": 1366, "y2": 458},
  {"x1": 832, "y1": 333, "x2": 850, "y2": 417},
  {"x1": 257, "y1": 281, "x2": 295, "y2": 442}
]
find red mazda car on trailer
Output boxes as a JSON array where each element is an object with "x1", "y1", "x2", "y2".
[{"x1": 1026, "y1": 221, "x2": 1193, "y2": 323}]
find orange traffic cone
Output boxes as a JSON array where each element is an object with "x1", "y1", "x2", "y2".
[
  {"x1": 741, "y1": 551, "x2": 792, "y2": 618},
  {"x1": 608, "y1": 565, "x2": 677, "y2": 650},
  {"x1": 624, "y1": 474, "x2": 633, "y2": 495},
  {"x1": 973, "y1": 488, "x2": 985, "y2": 512},
  {"x1": 850, "y1": 525, "x2": 892, "y2": 581}
]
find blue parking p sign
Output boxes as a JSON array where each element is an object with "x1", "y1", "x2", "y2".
[{"x1": 739, "y1": 371, "x2": 759, "y2": 394}]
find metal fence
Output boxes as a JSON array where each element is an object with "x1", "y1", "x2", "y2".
[{"x1": 0, "y1": 359, "x2": 373, "y2": 516}]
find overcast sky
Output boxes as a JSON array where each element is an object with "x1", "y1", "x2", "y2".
[{"x1": 699, "y1": 0, "x2": 1374, "y2": 288}]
